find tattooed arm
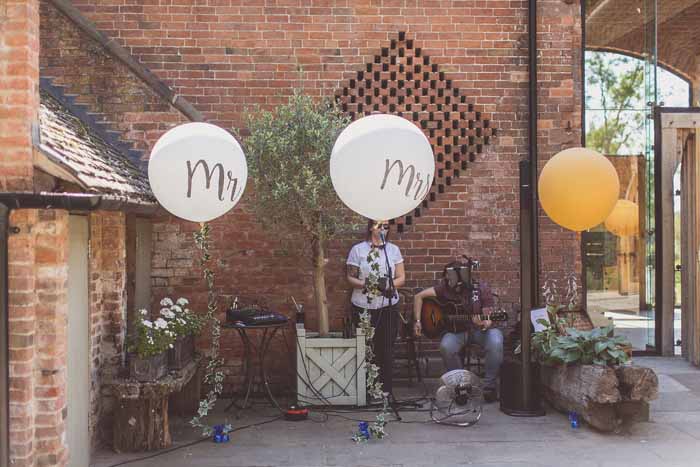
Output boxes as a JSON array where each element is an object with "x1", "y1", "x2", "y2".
[{"x1": 346, "y1": 265, "x2": 365, "y2": 289}]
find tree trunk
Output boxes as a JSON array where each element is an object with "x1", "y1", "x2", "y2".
[
  {"x1": 312, "y1": 238, "x2": 329, "y2": 336},
  {"x1": 539, "y1": 364, "x2": 658, "y2": 432},
  {"x1": 113, "y1": 396, "x2": 171, "y2": 452}
]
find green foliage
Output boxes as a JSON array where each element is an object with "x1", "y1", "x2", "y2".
[
  {"x1": 586, "y1": 52, "x2": 644, "y2": 155},
  {"x1": 363, "y1": 247, "x2": 383, "y2": 305},
  {"x1": 532, "y1": 319, "x2": 631, "y2": 367},
  {"x1": 189, "y1": 223, "x2": 227, "y2": 437},
  {"x1": 244, "y1": 92, "x2": 356, "y2": 245},
  {"x1": 353, "y1": 309, "x2": 389, "y2": 442},
  {"x1": 129, "y1": 310, "x2": 176, "y2": 358}
]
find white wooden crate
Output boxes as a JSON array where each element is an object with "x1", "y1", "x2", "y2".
[{"x1": 296, "y1": 325, "x2": 366, "y2": 406}]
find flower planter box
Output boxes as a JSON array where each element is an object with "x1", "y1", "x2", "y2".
[
  {"x1": 168, "y1": 335, "x2": 194, "y2": 370},
  {"x1": 296, "y1": 324, "x2": 367, "y2": 406},
  {"x1": 129, "y1": 352, "x2": 167, "y2": 382},
  {"x1": 539, "y1": 364, "x2": 658, "y2": 432}
]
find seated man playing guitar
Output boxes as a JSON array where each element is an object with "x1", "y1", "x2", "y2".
[{"x1": 413, "y1": 258, "x2": 504, "y2": 402}]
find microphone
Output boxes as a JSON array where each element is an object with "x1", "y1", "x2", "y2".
[{"x1": 379, "y1": 230, "x2": 386, "y2": 245}]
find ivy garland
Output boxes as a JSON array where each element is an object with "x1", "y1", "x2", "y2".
[
  {"x1": 190, "y1": 223, "x2": 230, "y2": 436},
  {"x1": 352, "y1": 246, "x2": 389, "y2": 442}
]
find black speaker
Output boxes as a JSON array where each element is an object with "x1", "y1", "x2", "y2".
[{"x1": 499, "y1": 358, "x2": 545, "y2": 416}]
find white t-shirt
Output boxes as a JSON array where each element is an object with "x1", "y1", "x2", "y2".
[{"x1": 346, "y1": 241, "x2": 404, "y2": 310}]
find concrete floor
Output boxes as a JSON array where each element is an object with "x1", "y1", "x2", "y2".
[{"x1": 93, "y1": 356, "x2": 700, "y2": 467}]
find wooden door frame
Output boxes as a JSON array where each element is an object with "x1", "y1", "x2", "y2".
[
  {"x1": 67, "y1": 214, "x2": 91, "y2": 467},
  {"x1": 654, "y1": 107, "x2": 700, "y2": 356}
]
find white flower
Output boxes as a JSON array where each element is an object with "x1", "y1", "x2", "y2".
[
  {"x1": 176, "y1": 297, "x2": 189, "y2": 306},
  {"x1": 139, "y1": 309, "x2": 148, "y2": 316},
  {"x1": 143, "y1": 320, "x2": 153, "y2": 328},
  {"x1": 172, "y1": 305, "x2": 183, "y2": 314},
  {"x1": 160, "y1": 308, "x2": 175, "y2": 319},
  {"x1": 154, "y1": 318, "x2": 168, "y2": 329},
  {"x1": 160, "y1": 297, "x2": 174, "y2": 307}
]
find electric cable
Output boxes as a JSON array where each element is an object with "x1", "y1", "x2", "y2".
[{"x1": 102, "y1": 415, "x2": 283, "y2": 467}]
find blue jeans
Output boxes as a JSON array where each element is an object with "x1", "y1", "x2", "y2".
[{"x1": 439, "y1": 328, "x2": 504, "y2": 389}]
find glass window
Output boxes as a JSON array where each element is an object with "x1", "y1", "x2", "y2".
[{"x1": 584, "y1": 0, "x2": 692, "y2": 352}]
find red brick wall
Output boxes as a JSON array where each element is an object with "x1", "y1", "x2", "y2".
[
  {"x1": 88, "y1": 211, "x2": 127, "y2": 447},
  {"x1": 536, "y1": 0, "x2": 584, "y2": 292},
  {"x1": 8, "y1": 210, "x2": 38, "y2": 467},
  {"x1": 8, "y1": 208, "x2": 127, "y2": 465},
  {"x1": 60, "y1": 0, "x2": 584, "y2": 389},
  {"x1": 33, "y1": 209, "x2": 69, "y2": 467},
  {"x1": 39, "y1": 0, "x2": 189, "y2": 165},
  {"x1": 0, "y1": 0, "x2": 39, "y2": 191},
  {"x1": 8, "y1": 209, "x2": 70, "y2": 467}
]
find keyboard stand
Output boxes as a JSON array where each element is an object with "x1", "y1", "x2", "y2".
[{"x1": 222, "y1": 321, "x2": 288, "y2": 415}]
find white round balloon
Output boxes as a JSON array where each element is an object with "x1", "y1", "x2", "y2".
[
  {"x1": 330, "y1": 114, "x2": 434, "y2": 220},
  {"x1": 148, "y1": 122, "x2": 247, "y2": 222}
]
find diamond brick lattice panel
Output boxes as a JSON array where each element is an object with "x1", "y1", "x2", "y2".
[{"x1": 335, "y1": 32, "x2": 495, "y2": 232}]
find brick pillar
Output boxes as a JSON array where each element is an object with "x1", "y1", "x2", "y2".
[
  {"x1": 8, "y1": 210, "x2": 38, "y2": 467},
  {"x1": 33, "y1": 210, "x2": 69, "y2": 466},
  {"x1": 89, "y1": 211, "x2": 127, "y2": 448},
  {"x1": 8, "y1": 209, "x2": 70, "y2": 467},
  {"x1": 0, "y1": 0, "x2": 40, "y2": 192}
]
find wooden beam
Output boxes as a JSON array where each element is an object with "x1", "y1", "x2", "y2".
[
  {"x1": 681, "y1": 134, "x2": 690, "y2": 360},
  {"x1": 661, "y1": 128, "x2": 679, "y2": 356},
  {"x1": 693, "y1": 132, "x2": 700, "y2": 365},
  {"x1": 661, "y1": 113, "x2": 700, "y2": 130}
]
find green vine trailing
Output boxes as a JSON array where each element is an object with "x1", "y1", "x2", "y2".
[
  {"x1": 190, "y1": 223, "x2": 230, "y2": 436},
  {"x1": 352, "y1": 247, "x2": 389, "y2": 442}
]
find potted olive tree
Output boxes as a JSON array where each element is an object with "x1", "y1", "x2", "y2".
[
  {"x1": 244, "y1": 92, "x2": 354, "y2": 336},
  {"x1": 245, "y1": 93, "x2": 369, "y2": 405}
]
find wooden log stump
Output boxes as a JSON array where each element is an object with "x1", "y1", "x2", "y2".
[
  {"x1": 539, "y1": 364, "x2": 658, "y2": 432},
  {"x1": 540, "y1": 365, "x2": 620, "y2": 431},
  {"x1": 616, "y1": 365, "x2": 659, "y2": 401},
  {"x1": 106, "y1": 357, "x2": 201, "y2": 452},
  {"x1": 113, "y1": 396, "x2": 171, "y2": 453}
]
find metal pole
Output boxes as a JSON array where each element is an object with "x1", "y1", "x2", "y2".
[
  {"x1": 524, "y1": 0, "x2": 539, "y2": 412},
  {"x1": 520, "y1": 161, "x2": 534, "y2": 410},
  {"x1": 503, "y1": 0, "x2": 544, "y2": 417},
  {"x1": 0, "y1": 203, "x2": 10, "y2": 467}
]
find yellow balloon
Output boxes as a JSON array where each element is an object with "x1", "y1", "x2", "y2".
[
  {"x1": 605, "y1": 199, "x2": 639, "y2": 237},
  {"x1": 538, "y1": 147, "x2": 620, "y2": 232}
]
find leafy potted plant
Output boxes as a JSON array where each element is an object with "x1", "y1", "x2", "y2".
[
  {"x1": 129, "y1": 310, "x2": 176, "y2": 381},
  {"x1": 531, "y1": 279, "x2": 657, "y2": 431},
  {"x1": 159, "y1": 297, "x2": 203, "y2": 370},
  {"x1": 532, "y1": 320, "x2": 630, "y2": 367},
  {"x1": 244, "y1": 91, "x2": 354, "y2": 336}
]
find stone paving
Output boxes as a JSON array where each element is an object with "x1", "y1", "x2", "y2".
[{"x1": 93, "y1": 357, "x2": 700, "y2": 467}]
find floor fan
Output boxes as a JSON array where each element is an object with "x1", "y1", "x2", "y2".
[{"x1": 430, "y1": 369, "x2": 483, "y2": 426}]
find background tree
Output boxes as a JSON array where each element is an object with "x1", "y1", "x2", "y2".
[
  {"x1": 244, "y1": 92, "x2": 356, "y2": 336},
  {"x1": 586, "y1": 52, "x2": 644, "y2": 155}
]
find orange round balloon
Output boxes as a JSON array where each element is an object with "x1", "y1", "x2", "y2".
[
  {"x1": 538, "y1": 148, "x2": 620, "y2": 232},
  {"x1": 605, "y1": 199, "x2": 639, "y2": 237}
]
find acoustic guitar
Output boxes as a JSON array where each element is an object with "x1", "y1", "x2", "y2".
[{"x1": 420, "y1": 296, "x2": 508, "y2": 339}]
